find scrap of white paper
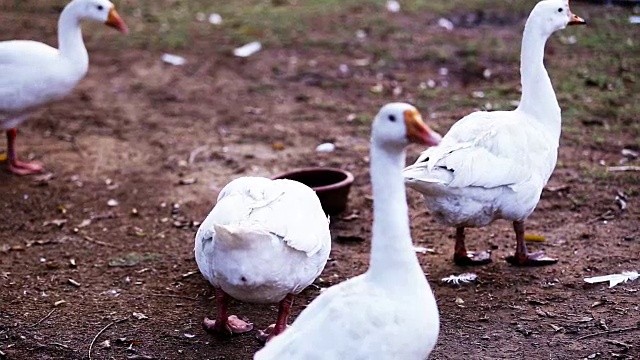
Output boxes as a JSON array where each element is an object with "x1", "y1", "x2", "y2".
[
  {"x1": 584, "y1": 271, "x2": 639, "y2": 288},
  {"x1": 233, "y1": 42, "x2": 262, "y2": 57}
]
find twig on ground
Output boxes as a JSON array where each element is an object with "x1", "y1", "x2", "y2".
[
  {"x1": 82, "y1": 236, "x2": 121, "y2": 249},
  {"x1": 127, "y1": 355, "x2": 155, "y2": 360},
  {"x1": 188, "y1": 145, "x2": 208, "y2": 164},
  {"x1": 605, "y1": 339, "x2": 632, "y2": 349},
  {"x1": 606, "y1": 166, "x2": 640, "y2": 172},
  {"x1": 458, "y1": 323, "x2": 484, "y2": 331},
  {"x1": 49, "y1": 342, "x2": 73, "y2": 350},
  {"x1": 31, "y1": 309, "x2": 55, "y2": 328},
  {"x1": 88, "y1": 318, "x2": 128, "y2": 360},
  {"x1": 576, "y1": 325, "x2": 640, "y2": 340},
  {"x1": 149, "y1": 293, "x2": 198, "y2": 301}
]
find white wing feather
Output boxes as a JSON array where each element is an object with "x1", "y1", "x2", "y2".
[{"x1": 404, "y1": 110, "x2": 553, "y2": 190}]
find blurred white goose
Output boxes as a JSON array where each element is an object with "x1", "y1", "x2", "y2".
[
  {"x1": 403, "y1": 0, "x2": 585, "y2": 266},
  {"x1": 0, "y1": 0, "x2": 128, "y2": 175},
  {"x1": 255, "y1": 103, "x2": 442, "y2": 360},
  {"x1": 194, "y1": 176, "x2": 331, "y2": 341}
]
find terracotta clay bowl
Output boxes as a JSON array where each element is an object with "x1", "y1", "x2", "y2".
[{"x1": 272, "y1": 167, "x2": 354, "y2": 216}]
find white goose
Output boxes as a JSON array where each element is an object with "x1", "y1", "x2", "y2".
[
  {"x1": 0, "y1": 0, "x2": 128, "y2": 175},
  {"x1": 194, "y1": 176, "x2": 331, "y2": 341},
  {"x1": 403, "y1": 0, "x2": 585, "y2": 266},
  {"x1": 255, "y1": 103, "x2": 442, "y2": 360}
]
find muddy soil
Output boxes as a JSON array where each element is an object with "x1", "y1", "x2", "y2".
[{"x1": 1, "y1": 1, "x2": 639, "y2": 359}]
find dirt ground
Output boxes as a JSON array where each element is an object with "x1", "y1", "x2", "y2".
[{"x1": 1, "y1": 1, "x2": 639, "y2": 359}]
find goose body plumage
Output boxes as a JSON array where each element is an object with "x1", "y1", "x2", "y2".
[
  {"x1": 403, "y1": 0, "x2": 585, "y2": 266},
  {"x1": 404, "y1": 109, "x2": 555, "y2": 228},
  {"x1": 255, "y1": 103, "x2": 441, "y2": 360},
  {"x1": 195, "y1": 176, "x2": 331, "y2": 339},
  {"x1": 0, "y1": 0, "x2": 128, "y2": 174},
  {"x1": 195, "y1": 177, "x2": 331, "y2": 304},
  {"x1": 0, "y1": 41, "x2": 84, "y2": 128}
]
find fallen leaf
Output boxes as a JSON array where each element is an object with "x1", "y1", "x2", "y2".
[
  {"x1": 535, "y1": 309, "x2": 547, "y2": 317},
  {"x1": 527, "y1": 299, "x2": 548, "y2": 305},
  {"x1": 549, "y1": 324, "x2": 563, "y2": 332},
  {"x1": 132, "y1": 312, "x2": 148, "y2": 320},
  {"x1": 370, "y1": 84, "x2": 384, "y2": 94},
  {"x1": 77, "y1": 219, "x2": 92, "y2": 228},
  {"x1": 26, "y1": 239, "x2": 53, "y2": 247},
  {"x1": 178, "y1": 178, "x2": 196, "y2": 186},
  {"x1": 524, "y1": 234, "x2": 545, "y2": 242},
  {"x1": 32, "y1": 173, "x2": 54, "y2": 186},
  {"x1": 573, "y1": 317, "x2": 593, "y2": 323},
  {"x1": 545, "y1": 185, "x2": 570, "y2": 192},
  {"x1": 43, "y1": 219, "x2": 67, "y2": 227},
  {"x1": 181, "y1": 271, "x2": 198, "y2": 279}
]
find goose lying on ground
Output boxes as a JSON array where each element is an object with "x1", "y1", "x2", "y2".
[
  {"x1": 194, "y1": 176, "x2": 331, "y2": 341},
  {"x1": 403, "y1": 0, "x2": 585, "y2": 266},
  {"x1": 255, "y1": 103, "x2": 441, "y2": 360},
  {"x1": 0, "y1": 0, "x2": 128, "y2": 175}
]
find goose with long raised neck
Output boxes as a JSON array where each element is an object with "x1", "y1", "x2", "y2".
[
  {"x1": 403, "y1": 0, "x2": 585, "y2": 266},
  {"x1": 0, "y1": 0, "x2": 128, "y2": 175},
  {"x1": 255, "y1": 103, "x2": 442, "y2": 360},
  {"x1": 194, "y1": 176, "x2": 332, "y2": 342}
]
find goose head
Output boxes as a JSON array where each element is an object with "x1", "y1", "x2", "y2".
[
  {"x1": 529, "y1": 0, "x2": 585, "y2": 35},
  {"x1": 372, "y1": 103, "x2": 441, "y2": 150},
  {"x1": 73, "y1": 0, "x2": 129, "y2": 34}
]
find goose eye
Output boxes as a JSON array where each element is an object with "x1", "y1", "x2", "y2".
[
  {"x1": 557, "y1": 8, "x2": 563, "y2": 12},
  {"x1": 388, "y1": 115, "x2": 396, "y2": 122},
  {"x1": 97, "y1": 5, "x2": 104, "y2": 10}
]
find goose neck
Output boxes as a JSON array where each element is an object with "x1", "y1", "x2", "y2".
[
  {"x1": 367, "y1": 141, "x2": 424, "y2": 284},
  {"x1": 58, "y1": 2, "x2": 89, "y2": 73},
  {"x1": 516, "y1": 19, "x2": 561, "y2": 133}
]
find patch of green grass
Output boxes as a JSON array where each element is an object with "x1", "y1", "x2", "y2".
[
  {"x1": 102, "y1": 0, "x2": 548, "y2": 50},
  {"x1": 115, "y1": 0, "x2": 389, "y2": 49},
  {"x1": 404, "y1": 0, "x2": 533, "y2": 15},
  {"x1": 355, "y1": 112, "x2": 372, "y2": 125}
]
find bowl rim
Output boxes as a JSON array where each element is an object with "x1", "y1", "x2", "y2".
[{"x1": 271, "y1": 167, "x2": 355, "y2": 192}]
